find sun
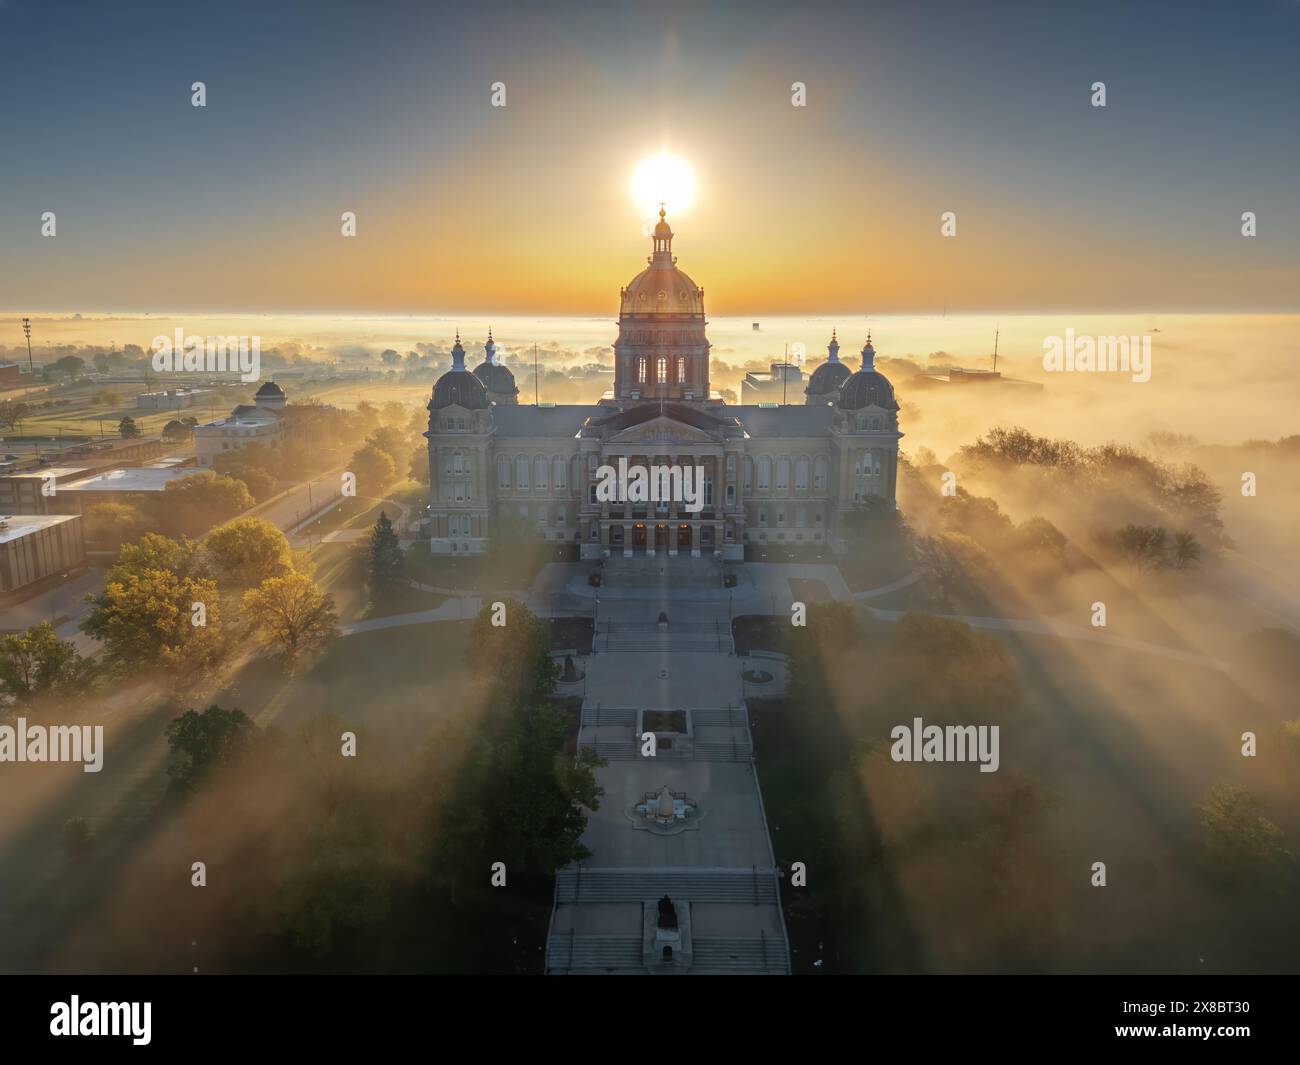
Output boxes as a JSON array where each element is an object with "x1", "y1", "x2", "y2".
[{"x1": 630, "y1": 153, "x2": 697, "y2": 217}]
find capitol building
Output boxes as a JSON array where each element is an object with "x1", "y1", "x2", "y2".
[{"x1": 425, "y1": 210, "x2": 901, "y2": 560}]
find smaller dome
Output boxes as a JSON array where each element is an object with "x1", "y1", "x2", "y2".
[
  {"x1": 807, "y1": 360, "x2": 852, "y2": 396},
  {"x1": 255, "y1": 380, "x2": 285, "y2": 397},
  {"x1": 429, "y1": 370, "x2": 489, "y2": 411},
  {"x1": 473, "y1": 360, "x2": 518, "y2": 396},
  {"x1": 839, "y1": 370, "x2": 898, "y2": 412}
]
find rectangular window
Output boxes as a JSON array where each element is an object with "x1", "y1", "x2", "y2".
[{"x1": 725, "y1": 484, "x2": 735, "y2": 505}]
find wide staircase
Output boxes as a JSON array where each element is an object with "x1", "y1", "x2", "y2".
[
  {"x1": 555, "y1": 867, "x2": 779, "y2": 905},
  {"x1": 593, "y1": 619, "x2": 734, "y2": 654}
]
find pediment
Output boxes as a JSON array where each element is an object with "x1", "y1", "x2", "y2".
[{"x1": 607, "y1": 415, "x2": 720, "y2": 445}]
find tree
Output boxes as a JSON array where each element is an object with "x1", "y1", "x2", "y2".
[
  {"x1": 0, "y1": 400, "x2": 31, "y2": 431},
  {"x1": 111, "y1": 531, "x2": 204, "y2": 581},
  {"x1": 1196, "y1": 783, "x2": 1291, "y2": 889},
  {"x1": 348, "y1": 443, "x2": 397, "y2": 494},
  {"x1": 164, "y1": 705, "x2": 258, "y2": 793},
  {"x1": 159, "y1": 471, "x2": 254, "y2": 535},
  {"x1": 243, "y1": 572, "x2": 339, "y2": 665},
  {"x1": 161, "y1": 418, "x2": 193, "y2": 441},
  {"x1": 226, "y1": 465, "x2": 276, "y2": 502},
  {"x1": 1170, "y1": 530, "x2": 1202, "y2": 570},
  {"x1": 204, "y1": 517, "x2": 293, "y2": 588},
  {"x1": 0, "y1": 622, "x2": 93, "y2": 707},
  {"x1": 467, "y1": 598, "x2": 558, "y2": 710},
  {"x1": 379, "y1": 348, "x2": 402, "y2": 367},
  {"x1": 1114, "y1": 523, "x2": 1168, "y2": 582},
  {"x1": 54, "y1": 354, "x2": 86, "y2": 379},
  {"x1": 82, "y1": 502, "x2": 148, "y2": 550},
  {"x1": 117, "y1": 415, "x2": 140, "y2": 438},
  {"x1": 93, "y1": 388, "x2": 121, "y2": 406},
  {"x1": 367, "y1": 511, "x2": 404, "y2": 598},
  {"x1": 408, "y1": 443, "x2": 430, "y2": 484},
  {"x1": 917, "y1": 533, "x2": 966, "y2": 607},
  {"x1": 82, "y1": 569, "x2": 225, "y2": 683}
]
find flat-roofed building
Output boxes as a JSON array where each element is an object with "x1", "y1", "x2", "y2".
[
  {"x1": 0, "y1": 467, "x2": 92, "y2": 514},
  {"x1": 0, "y1": 513, "x2": 87, "y2": 599},
  {"x1": 49, "y1": 467, "x2": 194, "y2": 513}
]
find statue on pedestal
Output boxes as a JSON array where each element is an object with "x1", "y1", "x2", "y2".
[{"x1": 657, "y1": 894, "x2": 678, "y2": 930}]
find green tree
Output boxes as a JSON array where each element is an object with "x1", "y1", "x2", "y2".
[
  {"x1": 161, "y1": 418, "x2": 193, "y2": 441},
  {"x1": 204, "y1": 517, "x2": 293, "y2": 588},
  {"x1": 82, "y1": 502, "x2": 148, "y2": 550},
  {"x1": 110, "y1": 531, "x2": 204, "y2": 581},
  {"x1": 467, "y1": 597, "x2": 558, "y2": 710},
  {"x1": 117, "y1": 415, "x2": 140, "y2": 438},
  {"x1": 1197, "y1": 783, "x2": 1291, "y2": 889},
  {"x1": 82, "y1": 569, "x2": 225, "y2": 683},
  {"x1": 54, "y1": 354, "x2": 86, "y2": 379},
  {"x1": 349, "y1": 443, "x2": 397, "y2": 494},
  {"x1": 243, "y1": 571, "x2": 339, "y2": 665},
  {"x1": 367, "y1": 511, "x2": 405, "y2": 598},
  {"x1": 0, "y1": 622, "x2": 93, "y2": 707},
  {"x1": 164, "y1": 705, "x2": 258, "y2": 793},
  {"x1": 159, "y1": 471, "x2": 254, "y2": 536}
]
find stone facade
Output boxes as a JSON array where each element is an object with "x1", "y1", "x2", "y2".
[{"x1": 425, "y1": 215, "x2": 901, "y2": 558}]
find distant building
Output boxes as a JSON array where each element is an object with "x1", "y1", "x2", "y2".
[
  {"x1": 136, "y1": 388, "x2": 209, "y2": 410},
  {"x1": 195, "y1": 380, "x2": 287, "y2": 467},
  {"x1": 0, "y1": 363, "x2": 26, "y2": 389},
  {"x1": 740, "y1": 361, "x2": 806, "y2": 404},
  {"x1": 917, "y1": 367, "x2": 1044, "y2": 392},
  {"x1": 0, "y1": 514, "x2": 87, "y2": 600}
]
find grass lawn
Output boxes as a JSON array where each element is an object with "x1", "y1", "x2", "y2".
[{"x1": 212, "y1": 621, "x2": 471, "y2": 750}]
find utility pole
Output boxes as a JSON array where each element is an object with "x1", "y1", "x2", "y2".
[
  {"x1": 993, "y1": 328, "x2": 999, "y2": 373},
  {"x1": 22, "y1": 317, "x2": 34, "y2": 373}
]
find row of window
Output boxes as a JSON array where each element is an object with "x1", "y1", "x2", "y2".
[
  {"x1": 747, "y1": 455, "x2": 826, "y2": 492},
  {"x1": 636, "y1": 355, "x2": 690, "y2": 385}
]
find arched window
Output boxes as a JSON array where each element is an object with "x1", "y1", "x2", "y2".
[
  {"x1": 795, "y1": 456, "x2": 809, "y2": 491},
  {"x1": 657, "y1": 357, "x2": 667, "y2": 384},
  {"x1": 814, "y1": 456, "x2": 827, "y2": 490},
  {"x1": 552, "y1": 456, "x2": 566, "y2": 490},
  {"x1": 534, "y1": 455, "x2": 548, "y2": 490},
  {"x1": 451, "y1": 450, "x2": 464, "y2": 474},
  {"x1": 515, "y1": 455, "x2": 529, "y2": 489},
  {"x1": 676, "y1": 358, "x2": 686, "y2": 384},
  {"x1": 776, "y1": 458, "x2": 790, "y2": 491},
  {"x1": 637, "y1": 357, "x2": 647, "y2": 383},
  {"x1": 743, "y1": 456, "x2": 753, "y2": 492},
  {"x1": 757, "y1": 456, "x2": 771, "y2": 490},
  {"x1": 497, "y1": 456, "x2": 510, "y2": 489}
]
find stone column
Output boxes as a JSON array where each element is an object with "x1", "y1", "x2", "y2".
[
  {"x1": 624, "y1": 522, "x2": 633, "y2": 558},
  {"x1": 691, "y1": 522, "x2": 701, "y2": 558}
]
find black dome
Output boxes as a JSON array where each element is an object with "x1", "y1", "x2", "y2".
[
  {"x1": 255, "y1": 380, "x2": 285, "y2": 396},
  {"x1": 429, "y1": 370, "x2": 489, "y2": 411},
  {"x1": 839, "y1": 370, "x2": 898, "y2": 412},
  {"x1": 806, "y1": 360, "x2": 852, "y2": 396},
  {"x1": 473, "y1": 360, "x2": 518, "y2": 395}
]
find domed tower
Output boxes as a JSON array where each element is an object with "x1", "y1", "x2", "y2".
[
  {"x1": 253, "y1": 379, "x2": 286, "y2": 411},
  {"x1": 473, "y1": 329, "x2": 519, "y2": 405},
  {"x1": 805, "y1": 330, "x2": 852, "y2": 405},
  {"x1": 613, "y1": 208, "x2": 710, "y2": 403},
  {"x1": 425, "y1": 332, "x2": 493, "y2": 556},
  {"x1": 831, "y1": 334, "x2": 903, "y2": 541}
]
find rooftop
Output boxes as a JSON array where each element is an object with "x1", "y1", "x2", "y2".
[
  {"x1": 59, "y1": 467, "x2": 193, "y2": 493},
  {"x1": 0, "y1": 513, "x2": 81, "y2": 546}
]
